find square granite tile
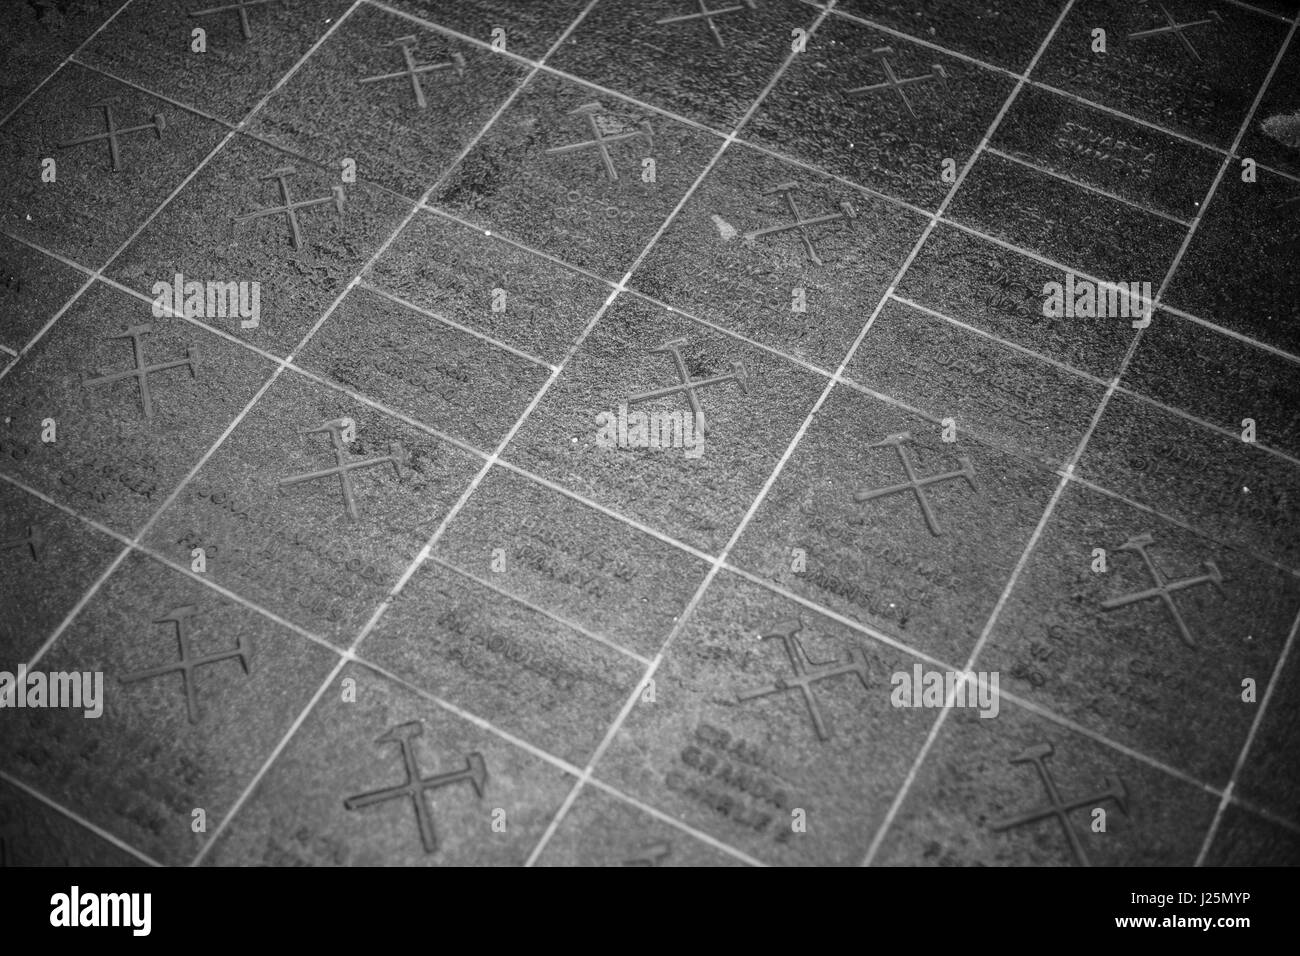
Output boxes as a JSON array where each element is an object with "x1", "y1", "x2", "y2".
[
  {"x1": 1161, "y1": 167, "x2": 1300, "y2": 356},
  {"x1": 433, "y1": 467, "x2": 710, "y2": 659},
  {"x1": 380, "y1": 0, "x2": 593, "y2": 60},
  {"x1": 981, "y1": 481, "x2": 1300, "y2": 787},
  {"x1": 245, "y1": 3, "x2": 532, "y2": 199},
  {"x1": 0, "y1": 480, "x2": 121, "y2": 664},
  {"x1": 546, "y1": 0, "x2": 811, "y2": 132},
  {"x1": 834, "y1": 0, "x2": 1069, "y2": 74},
  {"x1": 107, "y1": 133, "x2": 414, "y2": 357},
  {"x1": 294, "y1": 284, "x2": 551, "y2": 453},
  {"x1": 504, "y1": 296, "x2": 827, "y2": 554},
  {"x1": 593, "y1": 571, "x2": 938, "y2": 866},
  {"x1": 991, "y1": 82, "x2": 1222, "y2": 220},
  {"x1": 200, "y1": 662, "x2": 575, "y2": 865},
  {"x1": 0, "y1": 64, "x2": 228, "y2": 268},
  {"x1": 0, "y1": 0, "x2": 122, "y2": 122},
  {"x1": 871, "y1": 703, "x2": 1222, "y2": 865},
  {"x1": 1202, "y1": 805, "x2": 1300, "y2": 866},
  {"x1": 1233, "y1": 634, "x2": 1300, "y2": 825},
  {"x1": 429, "y1": 71, "x2": 720, "y2": 283},
  {"x1": 78, "y1": 0, "x2": 356, "y2": 125},
  {"x1": 844, "y1": 298, "x2": 1107, "y2": 468},
  {"x1": 367, "y1": 209, "x2": 612, "y2": 366},
  {"x1": 0, "y1": 779, "x2": 145, "y2": 867},
  {"x1": 534, "y1": 786, "x2": 746, "y2": 866},
  {"x1": 141, "y1": 371, "x2": 483, "y2": 645},
  {"x1": 1125, "y1": 309, "x2": 1300, "y2": 459},
  {"x1": 729, "y1": 384, "x2": 1060, "y2": 665},
  {"x1": 1240, "y1": 36, "x2": 1300, "y2": 179},
  {"x1": 629, "y1": 141, "x2": 928, "y2": 369},
  {"x1": 361, "y1": 560, "x2": 644, "y2": 766},
  {"x1": 0, "y1": 281, "x2": 277, "y2": 536},
  {"x1": 1076, "y1": 390, "x2": 1300, "y2": 569},
  {"x1": 746, "y1": 15, "x2": 1017, "y2": 209},
  {"x1": 894, "y1": 222, "x2": 1137, "y2": 379},
  {"x1": 0, "y1": 235, "x2": 88, "y2": 355},
  {"x1": 946, "y1": 151, "x2": 1186, "y2": 281},
  {"x1": 1031, "y1": 0, "x2": 1288, "y2": 150},
  {"x1": 0, "y1": 550, "x2": 339, "y2": 865}
]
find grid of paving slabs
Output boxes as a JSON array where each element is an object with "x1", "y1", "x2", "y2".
[{"x1": 2, "y1": 0, "x2": 1298, "y2": 868}]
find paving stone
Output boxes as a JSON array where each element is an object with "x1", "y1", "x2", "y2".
[
  {"x1": 201, "y1": 662, "x2": 575, "y2": 865},
  {"x1": 382, "y1": 0, "x2": 593, "y2": 60},
  {"x1": 1232, "y1": 633, "x2": 1300, "y2": 825},
  {"x1": 1239, "y1": 37, "x2": 1300, "y2": 179},
  {"x1": 0, "y1": 0, "x2": 122, "y2": 122},
  {"x1": 362, "y1": 560, "x2": 645, "y2": 767},
  {"x1": 0, "y1": 64, "x2": 228, "y2": 268},
  {"x1": 429, "y1": 71, "x2": 720, "y2": 283},
  {"x1": 79, "y1": 0, "x2": 356, "y2": 125},
  {"x1": 1032, "y1": 0, "x2": 1288, "y2": 150},
  {"x1": 991, "y1": 82, "x2": 1222, "y2": 221},
  {"x1": 0, "y1": 480, "x2": 121, "y2": 664},
  {"x1": 245, "y1": 3, "x2": 532, "y2": 199},
  {"x1": 546, "y1": 0, "x2": 811, "y2": 132},
  {"x1": 981, "y1": 480, "x2": 1300, "y2": 788},
  {"x1": 630, "y1": 141, "x2": 928, "y2": 369},
  {"x1": 503, "y1": 295, "x2": 827, "y2": 555},
  {"x1": 0, "y1": 234, "x2": 88, "y2": 356},
  {"x1": 1162, "y1": 167, "x2": 1300, "y2": 356},
  {"x1": 0, "y1": 281, "x2": 278, "y2": 537},
  {"x1": 872, "y1": 702, "x2": 1222, "y2": 865},
  {"x1": 1125, "y1": 309, "x2": 1300, "y2": 459},
  {"x1": 534, "y1": 786, "x2": 746, "y2": 866},
  {"x1": 1201, "y1": 805, "x2": 1300, "y2": 866},
  {"x1": 895, "y1": 222, "x2": 1137, "y2": 379},
  {"x1": 0, "y1": 778, "x2": 144, "y2": 867},
  {"x1": 947, "y1": 151, "x2": 1186, "y2": 282},
  {"x1": 433, "y1": 466, "x2": 711, "y2": 659},
  {"x1": 594, "y1": 570, "x2": 937, "y2": 865},
  {"x1": 0, "y1": 550, "x2": 339, "y2": 865},
  {"x1": 747, "y1": 15, "x2": 1017, "y2": 209},
  {"x1": 729, "y1": 383, "x2": 1060, "y2": 665},
  {"x1": 1077, "y1": 390, "x2": 1300, "y2": 569},
  {"x1": 368, "y1": 208, "x2": 611, "y2": 367},
  {"x1": 140, "y1": 371, "x2": 483, "y2": 645},
  {"x1": 843, "y1": 297, "x2": 1106, "y2": 469},
  {"x1": 107, "y1": 132, "x2": 414, "y2": 358},
  {"x1": 834, "y1": 0, "x2": 1069, "y2": 73},
  {"x1": 295, "y1": 284, "x2": 551, "y2": 454}
]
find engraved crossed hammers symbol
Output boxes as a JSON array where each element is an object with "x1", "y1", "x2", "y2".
[
  {"x1": 853, "y1": 432, "x2": 977, "y2": 536},
  {"x1": 358, "y1": 35, "x2": 467, "y2": 109},
  {"x1": 1128, "y1": 4, "x2": 1222, "y2": 62},
  {"x1": 735, "y1": 619, "x2": 870, "y2": 742},
  {"x1": 57, "y1": 102, "x2": 166, "y2": 172},
  {"x1": 233, "y1": 166, "x2": 346, "y2": 251},
  {"x1": 546, "y1": 102, "x2": 654, "y2": 182},
  {"x1": 991, "y1": 743, "x2": 1128, "y2": 868},
  {"x1": 119, "y1": 605, "x2": 251, "y2": 724},
  {"x1": 626, "y1": 337, "x2": 748, "y2": 437},
  {"x1": 344, "y1": 721, "x2": 488, "y2": 854},
  {"x1": 655, "y1": 0, "x2": 757, "y2": 49},
  {"x1": 846, "y1": 47, "x2": 948, "y2": 119},
  {"x1": 1100, "y1": 533, "x2": 1223, "y2": 649},
  {"x1": 84, "y1": 324, "x2": 200, "y2": 421},
  {"x1": 191, "y1": 0, "x2": 283, "y2": 41},
  {"x1": 0, "y1": 524, "x2": 44, "y2": 562},
  {"x1": 744, "y1": 182, "x2": 857, "y2": 266},
  {"x1": 279, "y1": 418, "x2": 408, "y2": 521}
]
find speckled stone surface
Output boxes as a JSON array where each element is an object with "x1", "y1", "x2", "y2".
[{"x1": 1, "y1": 0, "x2": 1298, "y2": 868}]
